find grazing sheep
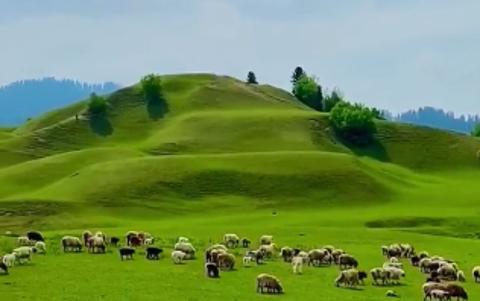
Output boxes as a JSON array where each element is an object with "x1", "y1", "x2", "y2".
[
  {"x1": 2, "y1": 253, "x2": 16, "y2": 268},
  {"x1": 338, "y1": 254, "x2": 358, "y2": 270},
  {"x1": 384, "y1": 267, "x2": 405, "y2": 285},
  {"x1": 420, "y1": 258, "x2": 437, "y2": 273},
  {"x1": 246, "y1": 250, "x2": 263, "y2": 265},
  {"x1": 17, "y1": 236, "x2": 34, "y2": 247},
  {"x1": 390, "y1": 257, "x2": 399, "y2": 263},
  {"x1": 174, "y1": 242, "x2": 196, "y2": 259},
  {"x1": 437, "y1": 264, "x2": 457, "y2": 281},
  {"x1": 205, "y1": 262, "x2": 220, "y2": 278},
  {"x1": 241, "y1": 238, "x2": 251, "y2": 248},
  {"x1": 399, "y1": 243, "x2": 415, "y2": 258},
  {"x1": 119, "y1": 247, "x2": 135, "y2": 260},
  {"x1": 206, "y1": 246, "x2": 227, "y2": 264},
  {"x1": 443, "y1": 283, "x2": 468, "y2": 300},
  {"x1": 26, "y1": 231, "x2": 44, "y2": 242},
  {"x1": 370, "y1": 267, "x2": 389, "y2": 286},
  {"x1": 62, "y1": 236, "x2": 82, "y2": 252},
  {"x1": 144, "y1": 238, "x2": 155, "y2": 246},
  {"x1": 82, "y1": 230, "x2": 93, "y2": 246},
  {"x1": 259, "y1": 235, "x2": 273, "y2": 245},
  {"x1": 428, "y1": 289, "x2": 450, "y2": 301},
  {"x1": 332, "y1": 249, "x2": 345, "y2": 264},
  {"x1": 335, "y1": 268, "x2": 367, "y2": 287},
  {"x1": 258, "y1": 243, "x2": 277, "y2": 259},
  {"x1": 145, "y1": 247, "x2": 163, "y2": 260},
  {"x1": 387, "y1": 245, "x2": 402, "y2": 258},
  {"x1": 243, "y1": 256, "x2": 253, "y2": 267},
  {"x1": 126, "y1": 231, "x2": 141, "y2": 247},
  {"x1": 177, "y1": 236, "x2": 189, "y2": 243},
  {"x1": 256, "y1": 273, "x2": 283, "y2": 294},
  {"x1": 223, "y1": 233, "x2": 240, "y2": 248},
  {"x1": 13, "y1": 247, "x2": 34, "y2": 264},
  {"x1": 88, "y1": 236, "x2": 106, "y2": 254},
  {"x1": 308, "y1": 249, "x2": 330, "y2": 266},
  {"x1": 457, "y1": 270, "x2": 466, "y2": 282},
  {"x1": 34, "y1": 241, "x2": 47, "y2": 254},
  {"x1": 411, "y1": 255, "x2": 421, "y2": 267},
  {"x1": 292, "y1": 256, "x2": 303, "y2": 274},
  {"x1": 280, "y1": 246, "x2": 294, "y2": 262},
  {"x1": 381, "y1": 245, "x2": 389, "y2": 256},
  {"x1": 110, "y1": 237, "x2": 120, "y2": 247},
  {"x1": 0, "y1": 262, "x2": 8, "y2": 275},
  {"x1": 94, "y1": 231, "x2": 106, "y2": 242},
  {"x1": 217, "y1": 253, "x2": 235, "y2": 270},
  {"x1": 472, "y1": 266, "x2": 480, "y2": 283},
  {"x1": 171, "y1": 250, "x2": 186, "y2": 264}
]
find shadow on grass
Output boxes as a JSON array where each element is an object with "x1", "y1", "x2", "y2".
[
  {"x1": 89, "y1": 113, "x2": 113, "y2": 136},
  {"x1": 146, "y1": 94, "x2": 169, "y2": 121},
  {"x1": 338, "y1": 133, "x2": 390, "y2": 162}
]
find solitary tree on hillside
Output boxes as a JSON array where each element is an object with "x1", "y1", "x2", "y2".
[
  {"x1": 291, "y1": 66, "x2": 305, "y2": 85},
  {"x1": 87, "y1": 93, "x2": 107, "y2": 115},
  {"x1": 292, "y1": 75, "x2": 323, "y2": 111},
  {"x1": 246, "y1": 71, "x2": 258, "y2": 84},
  {"x1": 140, "y1": 74, "x2": 163, "y2": 102}
]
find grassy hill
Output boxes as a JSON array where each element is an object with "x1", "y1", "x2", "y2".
[{"x1": 0, "y1": 73, "x2": 480, "y2": 300}]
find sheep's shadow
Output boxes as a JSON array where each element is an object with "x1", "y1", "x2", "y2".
[{"x1": 337, "y1": 286, "x2": 365, "y2": 291}]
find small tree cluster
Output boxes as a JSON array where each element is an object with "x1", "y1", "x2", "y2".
[
  {"x1": 323, "y1": 89, "x2": 343, "y2": 112},
  {"x1": 472, "y1": 124, "x2": 480, "y2": 137},
  {"x1": 246, "y1": 71, "x2": 258, "y2": 84},
  {"x1": 88, "y1": 93, "x2": 107, "y2": 115},
  {"x1": 291, "y1": 67, "x2": 323, "y2": 111},
  {"x1": 140, "y1": 74, "x2": 163, "y2": 102},
  {"x1": 329, "y1": 101, "x2": 377, "y2": 145}
]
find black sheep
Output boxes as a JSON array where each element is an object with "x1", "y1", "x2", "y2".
[
  {"x1": 110, "y1": 237, "x2": 120, "y2": 247},
  {"x1": 241, "y1": 238, "x2": 251, "y2": 248},
  {"x1": 205, "y1": 262, "x2": 220, "y2": 278},
  {"x1": 0, "y1": 262, "x2": 8, "y2": 275},
  {"x1": 146, "y1": 247, "x2": 163, "y2": 260},
  {"x1": 26, "y1": 231, "x2": 44, "y2": 242},
  {"x1": 119, "y1": 247, "x2": 135, "y2": 260}
]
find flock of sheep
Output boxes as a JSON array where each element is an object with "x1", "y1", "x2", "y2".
[{"x1": 0, "y1": 231, "x2": 477, "y2": 299}]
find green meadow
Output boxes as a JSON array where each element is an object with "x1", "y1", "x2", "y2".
[{"x1": 0, "y1": 74, "x2": 479, "y2": 300}]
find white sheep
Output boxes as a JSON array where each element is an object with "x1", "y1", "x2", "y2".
[
  {"x1": 17, "y1": 236, "x2": 34, "y2": 246},
  {"x1": 2, "y1": 253, "x2": 16, "y2": 268},
  {"x1": 144, "y1": 238, "x2": 154, "y2": 246},
  {"x1": 384, "y1": 267, "x2": 405, "y2": 285},
  {"x1": 13, "y1": 246, "x2": 34, "y2": 264},
  {"x1": 472, "y1": 266, "x2": 480, "y2": 282},
  {"x1": 223, "y1": 233, "x2": 240, "y2": 248},
  {"x1": 259, "y1": 235, "x2": 273, "y2": 245},
  {"x1": 292, "y1": 256, "x2": 303, "y2": 274},
  {"x1": 243, "y1": 256, "x2": 253, "y2": 267},
  {"x1": 174, "y1": 242, "x2": 196, "y2": 259},
  {"x1": 171, "y1": 250, "x2": 186, "y2": 264},
  {"x1": 457, "y1": 270, "x2": 466, "y2": 282},
  {"x1": 34, "y1": 241, "x2": 47, "y2": 254}
]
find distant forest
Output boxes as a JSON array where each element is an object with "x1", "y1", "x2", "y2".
[
  {"x1": 389, "y1": 107, "x2": 479, "y2": 134},
  {"x1": 0, "y1": 78, "x2": 120, "y2": 125}
]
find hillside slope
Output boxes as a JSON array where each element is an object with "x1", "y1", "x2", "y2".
[{"x1": 0, "y1": 73, "x2": 479, "y2": 228}]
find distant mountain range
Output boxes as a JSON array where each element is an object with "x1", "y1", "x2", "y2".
[
  {"x1": 0, "y1": 78, "x2": 477, "y2": 134},
  {"x1": 390, "y1": 107, "x2": 479, "y2": 134},
  {"x1": 0, "y1": 78, "x2": 120, "y2": 125}
]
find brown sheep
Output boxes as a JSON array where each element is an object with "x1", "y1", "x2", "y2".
[
  {"x1": 217, "y1": 253, "x2": 235, "y2": 271},
  {"x1": 256, "y1": 273, "x2": 283, "y2": 294}
]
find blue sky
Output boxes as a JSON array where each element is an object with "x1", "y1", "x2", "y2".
[{"x1": 0, "y1": 0, "x2": 479, "y2": 114}]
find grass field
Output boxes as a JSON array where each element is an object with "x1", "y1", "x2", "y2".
[{"x1": 0, "y1": 74, "x2": 480, "y2": 300}]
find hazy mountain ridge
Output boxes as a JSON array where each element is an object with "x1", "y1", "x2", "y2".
[
  {"x1": 393, "y1": 107, "x2": 479, "y2": 134},
  {"x1": 0, "y1": 77, "x2": 121, "y2": 125}
]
